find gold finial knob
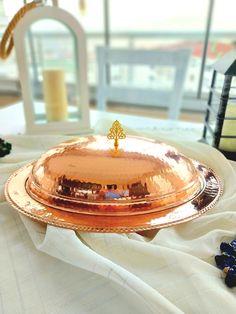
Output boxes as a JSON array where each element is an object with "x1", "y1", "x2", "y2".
[{"x1": 107, "y1": 120, "x2": 126, "y2": 151}]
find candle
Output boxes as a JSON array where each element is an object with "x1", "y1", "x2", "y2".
[
  {"x1": 42, "y1": 69, "x2": 68, "y2": 121},
  {"x1": 219, "y1": 104, "x2": 236, "y2": 152}
]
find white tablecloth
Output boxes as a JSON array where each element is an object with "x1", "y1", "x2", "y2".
[{"x1": 1, "y1": 122, "x2": 236, "y2": 314}]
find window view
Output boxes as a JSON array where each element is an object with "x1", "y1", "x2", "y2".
[
  {"x1": 109, "y1": 0, "x2": 208, "y2": 98},
  {"x1": 204, "y1": 0, "x2": 236, "y2": 95},
  {"x1": 0, "y1": 0, "x2": 20, "y2": 97},
  {"x1": 0, "y1": 0, "x2": 236, "y2": 116}
]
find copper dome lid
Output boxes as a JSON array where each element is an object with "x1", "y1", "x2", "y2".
[{"x1": 26, "y1": 134, "x2": 205, "y2": 216}]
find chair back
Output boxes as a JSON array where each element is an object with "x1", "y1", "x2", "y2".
[{"x1": 96, "y1": 47, "x2": 191, "y2": 120}]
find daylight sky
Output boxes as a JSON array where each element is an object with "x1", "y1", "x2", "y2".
[{"x1": 2, "y1": 0, "x2": 236, "y2": 32}]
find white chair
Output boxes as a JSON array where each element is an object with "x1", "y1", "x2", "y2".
[{"x1": 96, "y1": 47, "x2": 191, "y2": 120}]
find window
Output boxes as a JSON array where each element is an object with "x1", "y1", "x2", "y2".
[
  {"x1": 0, "y1": 0, "x2": 235, "y2": 112},
  {"x1": 203, "y1": 0, "x2": 236, "y2": 95},
  {"x1": 109, "y1": 0, "x2": 209, "y2": 99}
]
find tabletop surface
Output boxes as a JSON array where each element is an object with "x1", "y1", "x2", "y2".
[{"x1": 0, "y1": 102, "x2": 203, "y2": 141}]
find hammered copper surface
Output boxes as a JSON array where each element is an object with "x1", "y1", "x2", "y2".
[
  {"x1": 26, "y1": 135, "x2": 204, "y2": 215},
  {"x1": 5, "y1": 162, "x2": 222, "y2": 233}
]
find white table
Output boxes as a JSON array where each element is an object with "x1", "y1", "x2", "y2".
[{"x1": 0, "y1": 102, "x2": 203, "y2": 141}]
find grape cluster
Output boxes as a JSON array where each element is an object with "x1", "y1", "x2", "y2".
[
  {"x1": 215, "y1": 240, "x2": 236, "y2": 288},
  {"x1": 0, "y1": 138, "x2": 11, "y2": 158}
]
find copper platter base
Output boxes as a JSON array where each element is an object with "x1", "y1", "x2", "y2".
[{"x1": 5, "y1": 163, "x2": 222, "y2": 233}]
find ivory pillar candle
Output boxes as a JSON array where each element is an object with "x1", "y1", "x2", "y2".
[
  {"x1": 219, "y1": 104, "x2": 236, "y2": 152},
  {"x1": 42, "y1": 69, "x2": 68, "y2": 121}
]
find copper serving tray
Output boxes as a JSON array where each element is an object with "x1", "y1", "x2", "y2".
[{"x1": 5, "y1": 161, "x2": 222, "y2": 233}]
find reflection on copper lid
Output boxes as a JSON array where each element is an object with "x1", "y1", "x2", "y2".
[{"x1": 26, "y1": 135, "x2": 205, "y2": 216}]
